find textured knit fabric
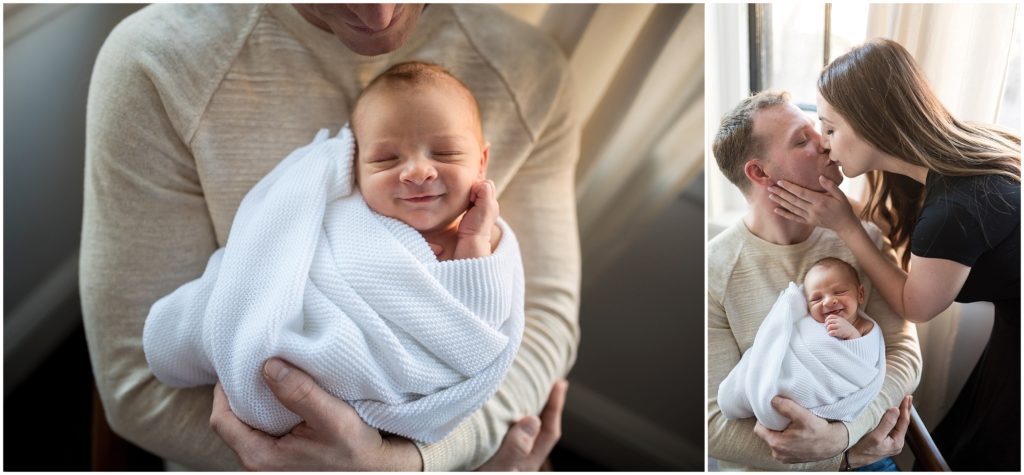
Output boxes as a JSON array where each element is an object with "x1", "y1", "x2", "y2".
[
  {"x1": 718, "y1": 282, "x2": 885, "y2": 431},
  {"x1": 143, "y1": 127, "x2": 524, "y2": 443},
  {"x1": 81, "y1": 4, "x2": 580, "y2": 470},
  {"x1": 708, "y1": 220, "x2": 921, "y2": 471}
]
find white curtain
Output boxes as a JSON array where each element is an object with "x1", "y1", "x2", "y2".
[
  {"x1": 865, "y1": 3, "x2": 1017, "y2": 428},
  {"x1": 502, "y1": 4, "x2": 705, "y2": 283}
]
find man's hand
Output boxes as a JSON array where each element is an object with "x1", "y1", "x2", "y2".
[
  {"x1": 477, "y1": 380, "x2": 569, "y2": 471},
  {"x1": 210, "y1": 358, "x2": 422, "y2": 471},
  {"x1": 845, "y1": 396, "x2": 911, "y2": 469},
  {"x1": 455, "y1": 179, "x2": 499, "y2": 259},
  {"x1": 825, "y1": 315, "x2": 859, "y2": 340},
  {"x1": 753, "y1": 396, "x2": 848, "y2": 463}
]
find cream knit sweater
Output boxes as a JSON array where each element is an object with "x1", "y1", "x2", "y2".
[
  {"x1": 81, "y1": 4, "x2": 580, "y2": 471},
  {"x1": 707, "y1": 220, "x2": 921, "y2": 471}
]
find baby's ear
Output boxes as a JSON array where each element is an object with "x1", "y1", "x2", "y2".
[
  {"x1": 478, "y1": 141, "x2": 491, "y2": 179},
  {"x1": 857, "y1": 284, "x2": 866, "y2": 304}
]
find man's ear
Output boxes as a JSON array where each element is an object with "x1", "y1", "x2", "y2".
[
  {"x1": 743, "y1": 159, "x2": 773, "y2": 188},
  {"x1": 478, "y1": 141, "x2": 490, "y2": 179}
]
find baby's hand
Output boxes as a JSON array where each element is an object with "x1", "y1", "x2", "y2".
[
  {"x1": 454, "y1": 180, "x2": 499, "y2": 259},
  {"x1": 825, "y1": 315, "x2": 859, "y2": 340}
]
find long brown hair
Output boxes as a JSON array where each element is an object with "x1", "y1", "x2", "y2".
[{"x1": 818, "y1": 38, "x2": 1021, "y2": 269}]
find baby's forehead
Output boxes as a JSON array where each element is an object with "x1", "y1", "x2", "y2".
[
  {"x1": 804, "y1": 262, "x2": 859, "y2": 285},
  {"x1": 352, "y1": 80, "x2": 483, "y2": 134}
]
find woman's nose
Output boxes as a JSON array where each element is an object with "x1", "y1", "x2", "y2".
[{"x1": 400, "y1": 156, "x2": 437, "y2": 185}]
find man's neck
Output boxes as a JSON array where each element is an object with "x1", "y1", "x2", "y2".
[{"x1": 742, "y1": 189, "x2": 816, "y2": 245}]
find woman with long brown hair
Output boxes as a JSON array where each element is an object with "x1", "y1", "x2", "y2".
[{"x1": 768, "y1": 38, "x2": 1020, "y2": 471}]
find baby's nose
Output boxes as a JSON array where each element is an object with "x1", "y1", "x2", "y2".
[{"x1": 400, "y1": 158, "x2": 437, "y2": 184}]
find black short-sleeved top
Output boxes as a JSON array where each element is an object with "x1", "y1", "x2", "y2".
[
  {"x1": 911, "y1": 170, "x2": 1020, "y2": 305},
  {"x1": 911, "y1": 169, "x2": 1020, "y2": 471}
]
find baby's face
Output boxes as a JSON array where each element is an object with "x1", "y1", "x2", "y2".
[
  {"x1": 803, "y1": 265, "x2": 865, "y2": 323},
  {"x1": 354, "y1": 84, "x2": 488, "y2": 234}
]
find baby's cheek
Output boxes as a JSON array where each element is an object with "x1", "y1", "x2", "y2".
[{"x1": 808, "y1": 305, "x2": 825, "y2": 323}]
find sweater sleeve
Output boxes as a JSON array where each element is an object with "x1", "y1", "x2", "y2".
[
  {"x1": 839, "y1": 226, "x2": 922, "y2": 449},
  {"x1": 414, "y1": 60, "x2": 582, "y2": 471},
  {"x1": 80, "y1": 10, "x2": 245, "y2": 469}
]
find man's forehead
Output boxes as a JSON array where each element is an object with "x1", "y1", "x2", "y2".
[{"x1": 755, "y1": 105, "x2": 813, "y2": 140}]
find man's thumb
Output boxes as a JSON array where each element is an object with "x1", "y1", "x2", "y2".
[
  {"x1": 771, "y1": 396, "x2": 807, "y2": 422},
  {"x1": 507, "y1": 416, "x2": 541, "y2": 456},
  {"x1": 874, "y1": 407, "x2": 900, "y2": 435},
  {"x1": 263, "y1": 358, "x2": 337, "y2": 426}
]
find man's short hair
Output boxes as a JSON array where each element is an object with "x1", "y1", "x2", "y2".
[
  {"x1": 351, "y1": 61, "x2": 482, "y2": 140},
  {"x1": 712, "y1": 90, "x2": 791, "y2": 192},
  {"x1": 804, "y1": 256, "x2": 861, "y2": 286}
]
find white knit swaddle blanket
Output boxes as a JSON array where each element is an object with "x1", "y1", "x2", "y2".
[
  {"x1": 143, "y1": 127, "x2": 524, "y2": 442},
  {"x1": 717, "y1": 282, "x2": 885, "y2": 431}
]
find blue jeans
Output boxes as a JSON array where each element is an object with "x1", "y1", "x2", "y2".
[{"x1": 854, "y1": 456, "x2": 898, "y2": 471}]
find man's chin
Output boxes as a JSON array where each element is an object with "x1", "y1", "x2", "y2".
[{"x1": 336, "y1": 33, "x2": 407, "y2": 56}]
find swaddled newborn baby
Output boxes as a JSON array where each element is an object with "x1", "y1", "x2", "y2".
[
  {"x1": 143, "y1": 62, "x2": 524, "y2": 443},
  {"x1": 717, "y1": 257, "x2": 885, "y2": 431}
]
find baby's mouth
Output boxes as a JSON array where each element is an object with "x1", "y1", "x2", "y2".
[{"x1": 401, "y1": 193, "x2": 443, "y2": 204}]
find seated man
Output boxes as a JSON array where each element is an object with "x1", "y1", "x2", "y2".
[{"x1": 707, "y1": 90, "x2": 922, "y2": 470}]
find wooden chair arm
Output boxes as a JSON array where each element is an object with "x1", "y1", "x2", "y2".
[{"x1": 905, "y1": 404, "x2": 950, "y2": 471}]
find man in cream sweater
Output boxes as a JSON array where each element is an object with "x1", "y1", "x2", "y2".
[
  {"x1": 707, "y1": 91, "x2": 923, "y2": 470},
  {"x1": 82, "y1": 4, "x2": 578, "y2": 471}
]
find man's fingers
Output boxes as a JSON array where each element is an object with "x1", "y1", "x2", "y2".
[
  {"x1": 263, "y1": 358, "x2": 355, "y2": 430},
  {"x1": 210, "y1": 383, "x2": 271, "y2": 464},
  {"x1": 539, "y1": 380, "x2": 568, "y2": 436},
  {"x1": 478, "y1": 416, "x2": 540, "y2": 471},
  {"x1": 753, "y1": 420, "x2": 776, "y2": 444},
  {"x1": 511, "y1": 416, "x2": 541, "y2": 457},
  {"x1": 531, "y1": 380, "x2": 568, "y2": 459},
  {"x1": 889, "y1": 396, "x2": 912, "y2": 441},
  {"x1": 873, "y1": 407, "x2": 900, "y2": 437}
]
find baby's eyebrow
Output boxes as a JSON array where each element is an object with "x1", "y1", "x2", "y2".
[{"x1": 431, "y1": 134, "x2": 473, "y2": 143}]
